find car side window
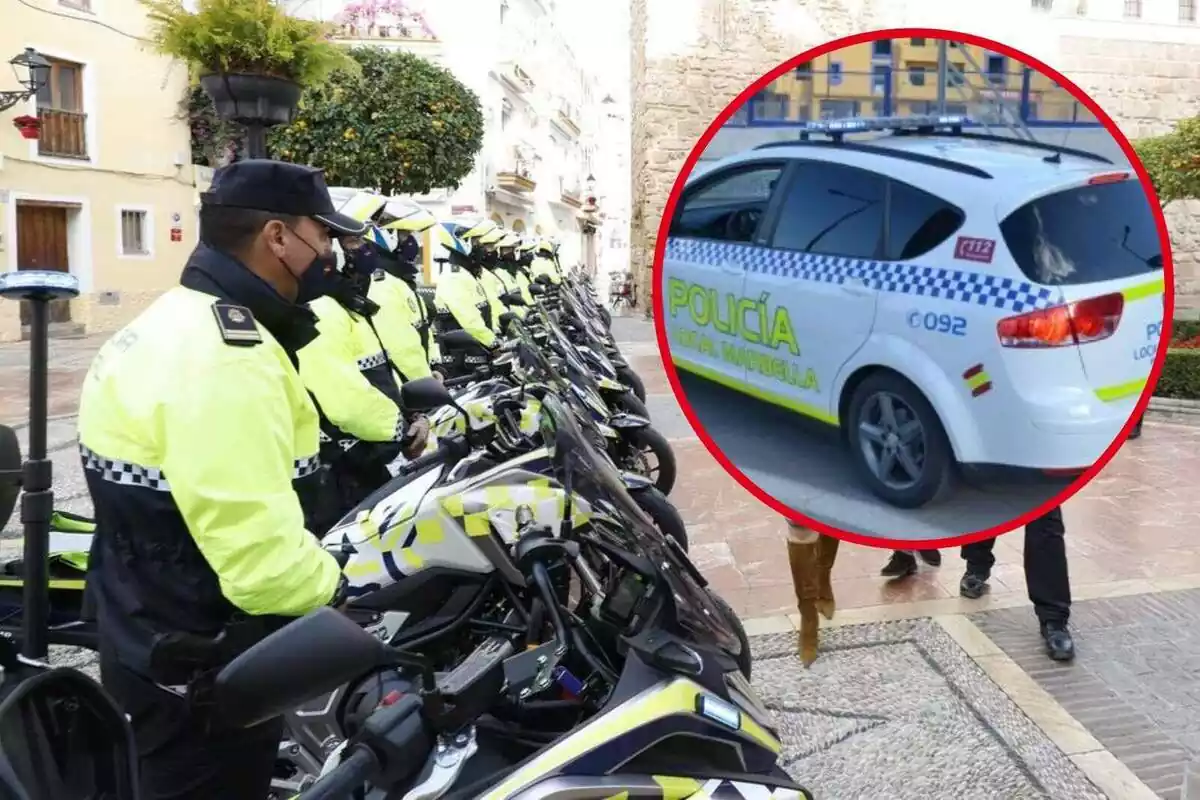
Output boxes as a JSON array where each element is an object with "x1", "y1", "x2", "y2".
[
  {"x1": 887, "y1": 180, "x2": 965, "y2": 261},
  {"x1": 669, "y1": 165, "x2": 784, "y2": 244},
  {"x1": 769, "y1": 162, "x2": 886, "y2": 259}
]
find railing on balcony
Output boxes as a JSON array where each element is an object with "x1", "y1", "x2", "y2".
[
  {"x1": 37, "y1": 108, "x2": 88, "y2": 159},
  {"x1": 724, "y1": 66, "x2": 1100, "y2": 128}
]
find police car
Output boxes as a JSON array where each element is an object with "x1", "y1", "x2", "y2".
[{"x1": 662, "y1": 114, "x2": 1165, "y2": 508}]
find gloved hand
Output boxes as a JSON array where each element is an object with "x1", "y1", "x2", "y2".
[
  {"x1": 401, "y1": 416, "x2": 431, "y2": 459},
  {"x1": 432, "y1": 370, "x2": 444, "y2": 384}
]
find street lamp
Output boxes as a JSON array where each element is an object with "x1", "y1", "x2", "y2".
[{"x1": 1, "y1": 48, "x2": 51, "y2": 113}]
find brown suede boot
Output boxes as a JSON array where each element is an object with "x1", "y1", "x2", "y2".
[
  {"x1": 787, "y1": 536, "x2": 822, "y2": 667},
  {"x1": 816, "y1": 535, "x2": 840, "y2": 621}
]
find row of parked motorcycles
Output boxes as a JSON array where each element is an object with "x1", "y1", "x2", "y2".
[{"x1": 0, "y1": 272, "x2": 814, "y2": 800}]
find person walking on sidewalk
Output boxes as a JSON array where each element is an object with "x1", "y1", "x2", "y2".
[
  {"x1": 880, "y1": 548, "x2": 942, "y2": 578},
  {"x1": 959, "y1": 505, "x2": 1074, "y2": 661},
  {"x1": 786, "y1": 521, "x2": 840, "y2": 667}
]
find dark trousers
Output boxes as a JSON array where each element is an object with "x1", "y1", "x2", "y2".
[
  {"x1": 99, "y1": 645, "x2": 282, "y2": 800},
  {"x1": 961, "y1": 506, "x2": 1071, "y2": 625}
]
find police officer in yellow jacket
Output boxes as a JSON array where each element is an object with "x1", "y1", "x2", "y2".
[
  {"x1": 78, "y1": 160, "x2": 358, "y2": 800},
  {"x1": 433, "y1": 220, "x2": 499, "y2": 348},
  {"x1": 500, "y1": 235, "x2": 537, "y2": 308},
  {"x1": 474, "y1": 227, "x2": 523, "y2": 321},
  {"x1": 530, "y1": 239, "x2": 563, "y2": 285},
  {"x1": 297, "y1": 235, "x2": 431, "y2": 526},
  {"x1": 371, "y1": 198, "x2": 445, "y2": 374}
]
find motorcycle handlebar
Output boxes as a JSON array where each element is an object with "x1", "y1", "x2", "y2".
[
  {"x1": 397, "y1": 436, "x2": 469, "y2": 475},
  {"x1": 301, "y1": 745, "x2": 377, "y2": 800}
]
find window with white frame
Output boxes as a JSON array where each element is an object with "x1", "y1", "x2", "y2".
[{"x1": 120, "y1": 209, "x2": 150, "y2": 256}]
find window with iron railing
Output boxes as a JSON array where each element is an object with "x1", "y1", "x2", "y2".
[
  {"x1": 871, "y1": 65, "x2": 889, "y2": 94},
  {"x1": 35, "y1": 57, "x2": 87, "y2": 159},
  {"x1": 908, "y1": 66, "x2": 927, "y2": 86}
]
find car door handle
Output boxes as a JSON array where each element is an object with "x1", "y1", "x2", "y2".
[{"x1": 840, "y1": 279, "x2": 874, "y2": 297}]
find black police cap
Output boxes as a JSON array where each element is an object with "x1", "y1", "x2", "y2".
[{"x1": 200, "y1": 159, "x2": 367, "y2": 236}]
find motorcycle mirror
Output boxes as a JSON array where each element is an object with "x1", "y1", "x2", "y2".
[
  {"x1": 535, "y1": 275, "x2": 553, "y2": 286},
  {"x1": 214, "y1": 607, "x2": 387, "y2": 729},
  {"x1": 501, "y1": 290, "x2": 526, "y2": 306},
  {"x1": 0, "y1": 425, "x2": 21, "y2": 534},
  {"x1": 401, "y1": 376, "x2": 456, "y2": 414},
  {"x1": 499, "y1": 311, "x2": 517, "y2": 331},
  {"x1": 529, "y1": 284, "x2": 546, "y2": 297}
]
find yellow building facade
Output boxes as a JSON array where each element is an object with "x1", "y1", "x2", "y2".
[
  {"x1": 758, "y1": 38, "x2": 1079, "y2": 124},
  {"x1": 0, "y1": 0, "x2": 199, "y2": 342}
]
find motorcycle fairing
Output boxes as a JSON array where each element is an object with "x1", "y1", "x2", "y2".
[
  {"x1": 477, "y1": 679, "x2": 782, "y2": 800},
  {"x1": 505, "y1": 775, "x2": 808, "y2": 800}
]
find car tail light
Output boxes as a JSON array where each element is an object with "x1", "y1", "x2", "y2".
[
  {"x1": 997, "y1": 293, "x2": 1124, "y2": 348},
  {"x1": 1087, "y1": 172, "x2": 1129, "y2": 185}
]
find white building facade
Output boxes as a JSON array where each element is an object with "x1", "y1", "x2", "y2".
[{"x1": 284, "y1": 0, "x2": 623, "y2": 280}]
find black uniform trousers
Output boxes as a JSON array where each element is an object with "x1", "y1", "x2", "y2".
[
  {"x1": 961, "y1": 506, "x2": 1071, "y2": 625},
  {"x1": 99, "y1": 643, "x2": 282, "y2": 800}
]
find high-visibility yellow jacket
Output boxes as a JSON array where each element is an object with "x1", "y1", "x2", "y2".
[
  {"x1": 479, "y1": 267, "x2": 511, "y2": 326},
  {"x1": 365, "y1": 271, "x2": 433, "y2": 382},
  {"x1": 78, "y1": 260, "x2": 342, "y2": 679},
  {"x1": 434, "y1": 266, "x2": 496, "y2": 347},
  {"x1": 530, "y1": 254, "x2": 562, "y2": 285}
]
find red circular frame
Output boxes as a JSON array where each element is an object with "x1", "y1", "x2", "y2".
[{"x1": 651, "y1": 26, "x2": 1176, "y2": 550}]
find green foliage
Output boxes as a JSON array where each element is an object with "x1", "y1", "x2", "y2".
[
  {"x1": 1156, "y1": 349, "x2": 1200, "y2": 399},
  {"x1": 140, "y1": 0, "x2": 357, "y2": 86},
  {"x1": 1132, "y1": 117, "x2": 1200, "y2": 207},
  {"x1": 183, "y1": 85, "x2": 241, "y2": 166},
  {"x1": 1173, "y1": 318, "x2": 1200, "y2": 343},
  {"x1": 268, "y1": 47, "x2": 484, "y2": 195}
]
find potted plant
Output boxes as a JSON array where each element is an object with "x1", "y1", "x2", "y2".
[
  {"x1": 11, "y1": 115, "x2": 40, "y2": 140},
  {"x1": 140, "y1": 0, "x2": 357, "y2": 156}
]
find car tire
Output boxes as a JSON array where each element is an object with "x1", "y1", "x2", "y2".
[
  {"x1": 631, "y1": 486, "x2": 688, "y2": 552},
  {"x1": 625, "y1": 426, "x2": 676, "y2": 495},
  {"x1": 616, "y1": 365, "x2": 647, "y2": 402},
  {"x1": 845, "y1": 372, "x2": 952, "y2": 509},
  {"x1": 709, "y1": 592, "x2": 752, "y2": 679}
]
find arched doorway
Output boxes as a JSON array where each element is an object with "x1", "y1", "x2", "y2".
[
  {"x1": 512, "y1": 219, "x2": 526, "y2": 234},
  {"x1": 490, "y1": 213, "x2": 504, "y2": 227}
]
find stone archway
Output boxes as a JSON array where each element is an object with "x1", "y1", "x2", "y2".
[
  {"x1": 490, "y1": 213, "x2": 504, "y2": 227},
  {"x1": 512, "y1": 219, "x2": 527, "y2": 234}
]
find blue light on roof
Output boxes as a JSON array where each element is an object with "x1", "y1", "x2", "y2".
[{"x1": 798, "y1": 113, "x2": 970, "y2": 135}]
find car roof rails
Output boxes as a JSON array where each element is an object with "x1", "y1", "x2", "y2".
[
  {"x1": 754, "y1": 113, "x2": 970, "y2": 145},
  {"x1": 892, "y1": 129, "x2": 1114, "y2": 165}
]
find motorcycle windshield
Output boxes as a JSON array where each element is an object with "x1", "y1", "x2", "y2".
[
  {"x1": 512, "y1": 322, "x2": 610, "y2": 448},
  {"x1": 539, "y1": 312, "x2": 602, "y2": 396},
  {"x1": 538, "y1": 395, "x2": 744, "y2": 660}
]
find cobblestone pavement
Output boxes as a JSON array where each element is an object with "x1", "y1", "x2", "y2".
[
  {"x1": 974, "y1": 590, "x2": 1200, "y2": 800},
  {"x1": 753, "y1": 620, "x2": 1107, "y2": 800},
  {"x1": 0, "y1": 334, "x2": 105, "y2": 427}
]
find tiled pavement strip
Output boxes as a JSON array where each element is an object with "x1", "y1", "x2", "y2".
[{"x1": 4, "y1": 316, "x2": 1200, "y2": 797}]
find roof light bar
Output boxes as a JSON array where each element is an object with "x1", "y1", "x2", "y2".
[{"x1": 796, "y1": 113, "x2": 970, "y2": 140}]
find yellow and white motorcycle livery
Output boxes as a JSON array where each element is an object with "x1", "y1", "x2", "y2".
[{"x1": 214, "y1": 391, "x2": 813, "y2": 800}]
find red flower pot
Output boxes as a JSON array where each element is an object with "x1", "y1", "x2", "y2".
[{"x1": 12, "y1": 115, "x2": 40, "y2": 140}]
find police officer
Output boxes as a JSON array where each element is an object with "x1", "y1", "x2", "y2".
[
  {"x1": 476, "y1": 228, "x2": 526, "y2": 320},
  {"x1": 372, "y1": 215, "x2": 445, "y2": 376},
  {"x1": 498, "y1": 234, "x2": 536, "y2": 310},
  {"x1": 960, "y1": 506, "x2": 1074, "y2": 661},
  {"x1": 297, "y1": 231, "x2": 431, "y2": 528},
  {"x1": 433, "y1": 220, "x2": 501, "y2": 349},
  {"x1": 529, "y1": 239, "x2": 562, "y2": 285},
  {"x1": 78, "y1": 160, "x2": 357, "y2": 799}
]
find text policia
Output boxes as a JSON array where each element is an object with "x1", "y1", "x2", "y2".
[{"x1": 667, "y1": 278, "x2": 819, "y2": 392}]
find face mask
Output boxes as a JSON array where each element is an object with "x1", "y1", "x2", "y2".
[
  {"x1": 344, "y1": 245, "x2": 380, "y2": 278},
  {"x1": 282, "y1": 227, "x2": 339, "y2": 304},
  {"x1": 396, "y1": 235, "x2": 421, "y2": 266}
]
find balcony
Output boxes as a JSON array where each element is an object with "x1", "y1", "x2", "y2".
[
  {"x1": 37, "y1": 109, "x2": 88, "y2": 160},
  {"x1": 496, "y1": 159, "x2": 536, "y2": 193},
  {"x1": 556, "y1": 100, "x2": 581, "y2": 137},
  {"x1": 559, "y1": 177, "x2": 582, "y2": 208}
]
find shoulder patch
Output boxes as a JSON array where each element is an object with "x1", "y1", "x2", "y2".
[{"x1": 211, "y1": 303, "x2": 262, "y2": 346}]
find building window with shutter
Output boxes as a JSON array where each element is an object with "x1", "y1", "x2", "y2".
[
  {"x1": 35, "y1": 56, "x2": 88, "y2": 160},
  {"x1": 119, "y1": 209, "x2": 151, "y2": 257}
]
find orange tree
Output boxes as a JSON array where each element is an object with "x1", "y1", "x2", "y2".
[
  {"x1": 268, "y1": 46, "x2": 483, "y2": 194},
  {"x1": 1134, "y1": 117, "x2": 1200, "y2": 208}
]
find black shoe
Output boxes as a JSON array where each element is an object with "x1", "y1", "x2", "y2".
[
  {"x1": 880, "y1": 551, "x2": 918, "y2": 578},
  {"x1": 1041, "y1": 621, "x2": 1075, "y2": 662},
  {"x1": 959, "y1": 571, "x2": 990, "y2": 599},
  {"x1": 918, "y1": 550, "x2": 941, "y2": 567}
]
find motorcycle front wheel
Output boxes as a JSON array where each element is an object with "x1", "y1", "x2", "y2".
[
  {"x1": 616, "y1": 365, "x2": 647, "y2": 402},
  {"x1": 612, "y1": 391, "x2": 649, "y2": 420},
  {"x1": 631, "y1": 486, "x2": 688, "y2": 552},
  {"x1": 621, "y1": 426, "x2": 676, "y2": 495},
  {"x1": 710, "y1": 592, "x2": 752, "y2": 680}
]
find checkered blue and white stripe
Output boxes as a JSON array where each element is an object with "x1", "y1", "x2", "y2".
[
  {"x1": 82, "y1": 444, "x2": 324, "y2": 487},
  {"x1": 665, "y1": 238, "x2": 1056, "y2": 315},
  {"x1": 357, "y1": 351, "x2": 388, "y2": 371}
]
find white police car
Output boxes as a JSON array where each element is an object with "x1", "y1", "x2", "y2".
[{"x1": 662, "y1": 114, "x2": 1165, "y2": 508}]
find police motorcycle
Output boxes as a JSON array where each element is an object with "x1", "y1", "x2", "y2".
[
  {"x1": 260, "y1": 389, "x2": 810, "y2": 800},
  {"x1": 550, "y1": 275, "x2": 647, "y2": 404}
]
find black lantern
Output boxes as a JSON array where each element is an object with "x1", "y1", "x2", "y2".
[{"x1": 1, "y1": 48, "x2": 51, "y2": 113}]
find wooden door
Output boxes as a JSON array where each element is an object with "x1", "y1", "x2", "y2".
[{"x1": 16, "y1": 204, "x2": 72, "y2": 324}]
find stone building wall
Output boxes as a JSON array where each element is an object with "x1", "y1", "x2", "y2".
[{"x1": 630, "y1": 0, "x2": 1200, "y2": 316}]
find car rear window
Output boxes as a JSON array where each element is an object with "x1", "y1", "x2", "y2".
[{"x1": 998, "y1": 179, "x2": 1162, "y2": 286}]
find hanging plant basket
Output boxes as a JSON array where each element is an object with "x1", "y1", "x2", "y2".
[
  {"x1": 199, "y1": 73, "x2": 302, "y2": 126},
  {"x1": 12, "y1": 115, "x2": 40, "y2": 140}
]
